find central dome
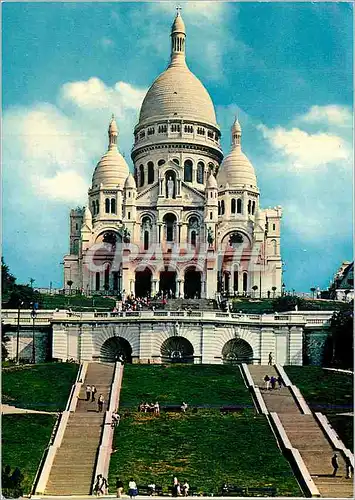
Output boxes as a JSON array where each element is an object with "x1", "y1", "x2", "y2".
[
  {"x1": 139, "y1": 65, "x2": 217, "y2": 126},
  {"x1": 137, "y1": 11, "x2": 218, "y2": 128}
]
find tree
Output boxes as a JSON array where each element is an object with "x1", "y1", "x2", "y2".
[
  {"x1": 310, "y1": 287, "x2": 316, "y2": 299},
  {"x1": 327, "y1": 306, "x2": 353, "y2": 369},
  {"x1": 272, "y1": 286, "x2": 277, "y2": 298},
  {"x1": 2, "y1": 322, "x2": 11, "y2": 359},
  {"x1": 67, "y1": 280, "x2": 73, "y2": 295},
  {"x1": 252, "y1": 285, "x2": 258, "y2": 298},
  {"x1": 1, "y1": 258, "x2": 16, "y2": 296}
]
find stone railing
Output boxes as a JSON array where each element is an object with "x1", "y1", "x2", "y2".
[
  {"x1": 92, "y1": 363, "x2": 123, "y2": 493},
  {"x1": 34, "y1": 362, "x2": 84, "y2": 495},
  {"x1": 2, "y1": 308, "x2": 333, "y2": 328}
]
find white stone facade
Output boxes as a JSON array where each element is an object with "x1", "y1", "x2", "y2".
[{"x1": 63, "y1": 12, "x2": 282, "y2": 300}]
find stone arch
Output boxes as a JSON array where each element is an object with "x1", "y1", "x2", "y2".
[
  {"x1": 153, "y1": 323, "x2": 201, "y2": 360},
  {"x1": 220, "y1": 230, "x2": 252, "y2": 247},
  {"x1": 222, "y1": 338, "x2": 253, "y2": 364},
  {"x1": 100, "y1": 336, "x2": 133, "y2": 363},
  {"x1": 160, "y1": 336, "x2": 194, "y2": 363},
  {"x1": 95, "y1": 228, "x2": 122, "y2": 244},
  {"x1": 92, "y1": 324, "x2": 140, "y2": 361},
  {"x1": 214, "y1": 326, "x2": 260, "y2": 363}
]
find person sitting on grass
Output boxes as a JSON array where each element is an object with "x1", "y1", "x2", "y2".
[
  {"x1": 154, "y1": 401, "x2": 160, "y2": 415},
  {"x1": 182, "y1": 481, "x2": 189, "y2": 497},
  {"x1": 111, "y1": 412, "x2": 120, "y2": 428},
  {"x1": 148, "y1": 483, "x2": 156, "y2": 496}
]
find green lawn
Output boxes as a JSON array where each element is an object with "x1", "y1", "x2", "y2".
[
  {"x1": 120, "y1": 364, "x2": 252, "y2": 407},
  {"x1": 2, "y1": 362, "x2": 78, "y2": 411},
  {"x1": 109, "y1": 410, "x2": 302, "y2": 496},
  {"x1": 2, "y1": 414, "x2": 56, "y2": 495},
  {"x1": 231, "y1": 298, "x2": 347, "y2": 314},
  {"x1": 38, "y1": 293, "x2": 116, "y2": 311},
  {"x1": 284, "y1": 366, "x2": 353, "y2": 451},
  {"x1": 284, "y1": 366, "x2": 353, "y2": 411}
]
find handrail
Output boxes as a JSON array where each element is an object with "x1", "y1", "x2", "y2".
[
  {"x1": 30, "y1": 411, "x2": 61, "y2": 495},
  {"x1": 269, "y1": 413, "x2": 320, "y2": 497},
  {"x1": 34, "y1": 363, "x2": 84, "y2": 495},
  {"x1": 92, "y1": 363, "x2": 124, "y2": 493},
  {"x1": 315, "y1": 412, "x2": 354, "y2": 466}
]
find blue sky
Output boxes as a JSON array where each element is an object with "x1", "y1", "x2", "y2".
[{"x1": 2, "y1": 1, "x2": 353, "y2": 292}]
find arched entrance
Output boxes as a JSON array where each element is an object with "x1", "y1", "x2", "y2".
[
  {"x1": 100, "y1": 336, "x2": 133, "y2": 363},
  {"x1": 160, "y1": 336, "x2": 194, "y2": 363},
  {"x1": 222, "y1": 338, "x2": 253, "y2": 364},
  {"x1": 135, "y1": 268, "x2": 152, "y2": 297},
  {"x1": 184, "y1": 267, "x2": 201, "y2": 298},
  {"x1": 159, "y1": 269, "x2": 176, "y2": 297}
]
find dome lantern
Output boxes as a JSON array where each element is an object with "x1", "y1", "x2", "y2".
[
  {"x1": 92, "y1": 116, "x2": 129, "y2": 189},
  {"x1": 232, "y1": 117, "x2": 242, "y2": 148},
  {"x1": 170, "y1": 8, "x2": 186, "y2": 67},
  {"x1": 108, "y1": 114, "x2": 118, "y2": 150}
]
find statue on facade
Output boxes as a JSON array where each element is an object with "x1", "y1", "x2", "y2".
[
  {"x1": 123, "y1": 227, "x2": 131, "y2": 243},
  {"x1": 207, "y1": 227, "x2": 214, "y2": 246},
  {"x1": 167, "y1": 176, "x2": 174, "y2": 198}
]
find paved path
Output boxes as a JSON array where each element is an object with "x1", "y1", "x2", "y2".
[{"x1": 1, "y1": 404, "x2": 58, "y2": 415}]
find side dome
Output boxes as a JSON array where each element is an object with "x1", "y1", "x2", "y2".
[
  {"x1": 217, "y1": 119, "x2": 258, "y2": 189},
  {"x1": 124, "y1": 172, "x2": 136, "y2": 189},
  {"x1": 206, "y1": 173, "x2": 218, "y2": 189},
  {"x1": 92, "y1": 116, "x2": 129, "y2": 189},
  {"x1": 138, "y1": 11, "x2": 217, "y2": 127}
]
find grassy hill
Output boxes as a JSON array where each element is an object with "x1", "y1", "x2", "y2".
[
  {"x1": 110, "y1": 364, "x2": 302, "y2": 496},
  {"x1": 2, "y1": 414, "x2": 56, "y2": 495},
  {"x1": 119, "y1": 364, "x2": 252, "y2": 407},
  {"x1": 2, "y1": 362, "x2": 78, "y2": 411}
]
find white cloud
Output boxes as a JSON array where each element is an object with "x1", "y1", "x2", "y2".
[
  {"x1": 37, "y1": 171, "x2": 88, "y2": 202},
  {"x1": 3, "y1": 78, "x2": 147, "y2": 204},
  {"x1": 258, "y1": 124, "x2": 351, "y2": 169},
  {"x1": 298, "y1": 105, "x2": 352, "y2": 128},
  {"x1": 60, "y1": 77, "x2": 146, "y2": 115}
]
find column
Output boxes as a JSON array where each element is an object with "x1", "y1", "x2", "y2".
[
  {"x1": 80, "y1": 324, "x2": 94, "y2": 361},
  {"x1": 201, "y1": 280, "x2": 206, "y2": 299}
]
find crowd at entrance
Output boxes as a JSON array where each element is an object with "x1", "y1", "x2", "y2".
[{"x1": 134, "y1": 268, "x2": 203, "y2": 299}]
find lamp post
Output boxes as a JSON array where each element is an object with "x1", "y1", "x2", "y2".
[
  {"x1": 31, "y1": 305, "x2": 37, "y2": 364},
  {"x1": 16, "y1": 300, "x2": 24, "y2": 365}
]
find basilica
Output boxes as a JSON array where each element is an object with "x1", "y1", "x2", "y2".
[{"x1": 63, "y1": 11, "x2": 282, "y2": 300}]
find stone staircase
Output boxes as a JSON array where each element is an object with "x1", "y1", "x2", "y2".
[
  {"x1": 248, "y1": 364, "x2": 353, "y2": 498},
  {"x1": 45, "y1": 363, "x2": 114, "y2": 495}
]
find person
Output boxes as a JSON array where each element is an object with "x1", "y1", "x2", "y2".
[
  {"x1": 98, "y1": 394, "x2": 105, "y2": 412},
  {"x1": 268, "y1": 352, "x2": 273, "y2": 365},
  {"x1": 270, "y1": 375, "x2": 276, "y2": 390},
  {"x1": 173, "y1": 476, "x2": 179, "y2": 497},
  {"x1": 128, "y1": 478, "x2": 138, "y2": 499},
  {"x1": 148, "y1": 483, "x2": 156, "y2": 496},
  {"x1": 86, "y1": 385, "x2": 92, "y2": 401},
  {"x1": 116, "y1": 477, "x2": 124, "y2": 498},
  {"x1": 181, "y1": 402, "x2": 188, "y2": 412},
  {"x1": 331, "y1": 453, "x2": 339, "y2": 477},
  {"x1": 182, "y1": 481, "x2": 189, "y2": 497},
  {"x1": 345, "y1": 455, "x2": 353, "y2": 479},
  {"x1": 91, "y1": 385, "x2": 97, "y2": 402},
  {"x1": 112, "y1": 412, "x2": 120, "y2": 428},
  {"x1": 277, "y1": 375, "x2": 283, "y2": 389},
  {"x1": 154, "y1": 401, "x2": 160, "y2": 415},
  {"x1": 94, "y1": 474, "x2": 108, "y2": 496},
  {"x1": 222, "y1": 483, "x2": 228, "y2": 496},
  {"x1": 263, "y1": 374, "x2": 270, "y2": 390}
]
